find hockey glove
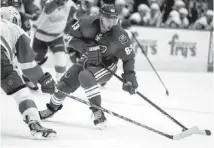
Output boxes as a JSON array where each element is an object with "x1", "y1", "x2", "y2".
[
  {"x1": 38, "y1": 72, "x2": 55, "y2": 94},
  {"x1": 86, "y1": 46, "x2": 102, "y2": 66},
  {"x1": 122, "y1": 72, "x2": 138, "y2": 95}
]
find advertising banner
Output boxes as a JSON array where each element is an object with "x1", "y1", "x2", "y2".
[
  {"x1": 207, "y1": 31, "x2": 213, "y2": 72},
  {"x1": 128, "y1": 26, "x2": 210, "y2": 72}
]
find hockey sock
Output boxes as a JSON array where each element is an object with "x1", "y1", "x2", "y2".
[
  {"x1": 12, "y1": 87, "x2": 40, "y2": 123},
  {"x1": 55, "y1": 65, "x2": 66, "y2": 81},
  {"x1": 85, "y1": 84, "x2": 101, "y2": 110},
  {"x1": 49, "y1": 91, "x2": 66, "y2": 109},
  {"x1": 79, "y1": 70, "x2": 102, "y2": 110},
  {"x1": 54, "y1": 52, "x2": 67, "y2": 81}
]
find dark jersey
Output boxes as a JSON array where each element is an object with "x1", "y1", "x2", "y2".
[
  {"x1": 65, "y1": 16, "x2": 135, "y2": 73},
  {"x1": 20, "y1": 12, "x2": 31, "y2": 32}
]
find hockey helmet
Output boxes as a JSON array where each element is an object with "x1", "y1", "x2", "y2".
[
  {"x1": 99, "y1": 4, "x2": 119, "y2": 32},
  {"x1": 0, "y1": 6, "x2": 21, "y2": 27}
]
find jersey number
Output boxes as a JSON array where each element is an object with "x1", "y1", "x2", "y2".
[
  {"x1": 72, "y1": 20, "x2": 80, "y2": 30},
  {"x1": 125, "y1": 45, "x2": 133, "y2": 55}
]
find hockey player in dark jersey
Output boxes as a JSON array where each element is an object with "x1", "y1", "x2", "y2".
[
  {"x1": 39, "y1": 4, "x2": 138, "y2": 129},
  {"x1": 65, "y1": 0, "x2": 95, "y2": 63}
]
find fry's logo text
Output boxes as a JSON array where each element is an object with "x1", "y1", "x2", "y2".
[
  {"x1": 168, "y1": 34, "x2": 196, "y2": 58},
  {"x1": 134, "y1": 40, "x2": 157, "y2": 55}
]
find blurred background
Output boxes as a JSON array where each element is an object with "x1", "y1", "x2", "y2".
[
  {"x1": 1, "y1": 0, "x2": 213, "y2": 72},
  {"x1": 70, "y1": 0, "x2": 214, "y2": 30}
]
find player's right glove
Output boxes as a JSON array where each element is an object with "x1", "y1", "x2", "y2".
[
  {"x1": 38, "y1": 72, "x2": 55, "y2": 94},
  {"x1": 122, "y1": 72, "x2": 138, "y2": 95},
  {"x1": 85, "y1": 45, "x2": 103, "y2": 66}
]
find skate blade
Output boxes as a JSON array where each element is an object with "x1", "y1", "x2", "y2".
[
  {"x1": 96, "y1": 121, "x2": 107, "y2": 130},
  {"x1": 31, "y1": 131, "x2": 57, "y2": 140}
]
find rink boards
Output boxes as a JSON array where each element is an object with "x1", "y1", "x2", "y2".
[{"x1": 127, "y1": 26, "x2": 213, "y2": 72}]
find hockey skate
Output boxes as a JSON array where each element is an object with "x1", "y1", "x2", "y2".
[
  {"x1": 90, "y1": 107, "x2": 107, "y2": 130},
  {"x1": 39, "y1": 103, "x2": 62, "y2": 120},
  {"x1": 28, "y1": 120, "x2": 57, "y2": 139}
]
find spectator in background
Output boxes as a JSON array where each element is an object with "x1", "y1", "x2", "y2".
[
  {"x1": 115, "y1": 0, "x2": 129, "y2": 19},
  {"x1": 148, "y1": 2, "x2": 163, "y2": 27},
  {"x1": 187, "y1": 0, "x2": 208, "y2": 25},
  {"x1": 165, "y1": 10, "x2": 181, "y2": 28},
  {"x1": 129, "y1": 4, "x2": 151, "y2": 26},
  {"x1": 1, "y1": 0, "x2": 8, "y2": 7},
  {"x1": 205, "y1": 10, "x2": 213, "y2": 30},
  {"x1": 191, "y1": 9, "x2": 213, "y2": 30},
  {"x1": 190, "y1": 15, "x2": 207, "y2": 29},
  {"x1": 172, "y1": 0, "x2": 185, "y2": 11},
  {"x1": 90, "y1": 5, "x2": 99, "y2": 16},
  {"x1": 125, "y1": 0, "x2": 134, "y2": 13},
  {"x1": 115, "y1": 0, "x2": 131, "y2": 28},
  {"x1": 179, "y1": 7, "x2": 189, "y2": 28}
]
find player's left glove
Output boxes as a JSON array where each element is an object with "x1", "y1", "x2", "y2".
[
  {"x1": 38, "y1": 72, "x2": 56, "y2": 94},
  {"x1": 122, "y1": 72, "x2": 138, "y2": 95}
]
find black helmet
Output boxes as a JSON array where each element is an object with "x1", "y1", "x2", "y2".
[{"x1": 99, "y1": 4, "x2": 118, "y2": 18}]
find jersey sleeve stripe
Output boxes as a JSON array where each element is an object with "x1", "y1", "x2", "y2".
[
  {"x1": 19, "y1": 61, "x2": 38, "y2": 70},
  {"x1": 0, "y1": 36, "x2": 13, "y2": 60}
]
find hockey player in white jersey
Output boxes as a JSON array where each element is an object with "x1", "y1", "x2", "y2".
[
  {"x1": 32, "y1": 0, "x2": 77, "y2": 82},
  {"x1": 0, "y1": 6, "x2": 57, "y2": 139}
]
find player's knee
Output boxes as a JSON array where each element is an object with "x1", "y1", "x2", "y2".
[
  {"x1": 58, "y1": 64, "x2": 83, "y2": 93},
  {"x1": 79, "y1": 70, "x2": 96, "y2": 88},
  {"x1": 1, "y1": 70, "x2": 26, "y2": 95}
]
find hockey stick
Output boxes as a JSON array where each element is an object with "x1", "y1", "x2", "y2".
[
  {"x1": 66, "y1": 37, "x2": 211, "y2": 137},
  {"x1": 131, "y1": 32, "x2": 169, "y2": 96},
  {"x1": 102, "y1": 64, "x2": 211, "y2": 137},
  {"x1": 59, "y1": 91, "x2": 202, "y2": 140}
]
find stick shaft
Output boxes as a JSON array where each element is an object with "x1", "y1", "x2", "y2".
[
  {"x1": 132, "y1": 32, "x2": 169, "y2": 94},
  {"x1": 62, "y1": 91, "x2": 173, "y2": 139},
  {"x1": 103, "y1": 65, "x2": 188, "y2": 130}
]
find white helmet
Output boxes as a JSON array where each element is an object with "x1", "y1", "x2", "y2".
[
  {"x1": 179, "y1": 8, "x2": 188, "y2": 16},
  {"x1": 138, "y1": 4, "x2": 150, "y2": 12},
  {"x1": 1, "y1": 6, "x2": 21, "y2": 27},
  {"x1": 206, "y1": 10, "x2": 214, "y2": 17},
  {"x1": 174, "y1": 0, "x2": 185, "y2": 7},
  {"x1": 115, "y1": 0, "x2": 126, "y2": 5},
  {"x1": 150, "y1": 3, "x2": 160, "y2": 10}
]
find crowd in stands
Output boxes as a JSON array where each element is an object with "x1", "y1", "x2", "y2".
[
  {"x1": 72, "y1": 0, "x2": 213, "y2": 30},
  {"x1": 1, "y1": 0, "x2": 213, "y2": 30}
]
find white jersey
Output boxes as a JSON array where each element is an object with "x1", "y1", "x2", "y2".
[
  {"x1": 1, "y1": 19, "x2": 44, "y2": 83},
  {"x1": 0, "y1": 19, "x2": 29, "y2": 61},
  {"x1": 34, "y1": 0, "x2": 77, "y2": 42}
]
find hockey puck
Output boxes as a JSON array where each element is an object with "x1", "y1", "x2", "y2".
[{"x1": 205, "y1": 130, "x2": 211, "y2": 136}]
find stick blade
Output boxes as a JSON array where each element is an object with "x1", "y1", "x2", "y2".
[
  {"x1": 173, "y1": 126, "x2": 211, "y2": 140},
  {"x1": 173, "y1": 126, "x2": 199, "y2": 140}
]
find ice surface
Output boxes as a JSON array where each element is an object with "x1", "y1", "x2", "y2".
[{"x1": 1, "y1": 54, "x2": 214, "y2": 148}]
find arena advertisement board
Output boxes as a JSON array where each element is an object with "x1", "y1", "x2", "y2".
[
  {"x1": 207, "y1": 31, "x2": 213, "y2": 72},
  {"x1": 128, "y1": 26, "x2": 210, "y2": 72}
]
